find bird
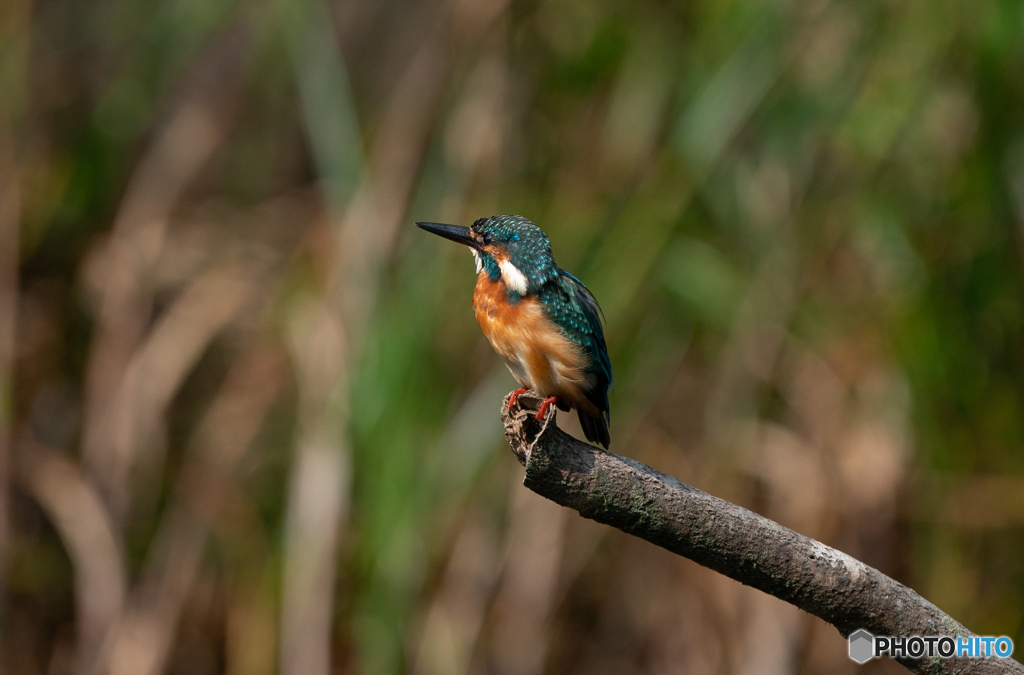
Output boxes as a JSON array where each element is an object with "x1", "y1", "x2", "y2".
[{"x1": 417, "y1": 215, "x2": 612, "y2": 448}]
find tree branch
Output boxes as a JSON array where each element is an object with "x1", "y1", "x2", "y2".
[{"x1": 501, "y1": 395, "x2": 1023, "y2": 675}]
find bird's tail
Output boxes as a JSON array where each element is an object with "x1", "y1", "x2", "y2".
[{"x1": 578, "y1": 410, "x2": 610, "y2": 449}]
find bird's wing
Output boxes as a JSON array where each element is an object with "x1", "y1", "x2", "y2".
[{"x1": 541, "y1": 270, "x2": 613, "y2": 415}]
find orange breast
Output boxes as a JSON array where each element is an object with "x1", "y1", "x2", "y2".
[{"x1": 472, "y1": 273, "x2": 598, "y2": 416}]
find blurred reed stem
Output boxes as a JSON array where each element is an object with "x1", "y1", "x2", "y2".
[{"x1": 0, "y1": 0, "x2": 32, "y2": 667}]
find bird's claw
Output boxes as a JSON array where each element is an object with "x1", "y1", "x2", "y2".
[
  {"x1": 535, "y1": 396, "x2": 560, "y2": 420},
  {"x1": 508, "y1": 386, "x2": 529, "y2": 410}
]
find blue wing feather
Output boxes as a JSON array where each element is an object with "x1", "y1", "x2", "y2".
[{"x1": 537, "y1": 269, "x2": 612, "y2": 447}]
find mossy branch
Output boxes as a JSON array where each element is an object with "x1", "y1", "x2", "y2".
[{"x1": 501, "y1": 394, "x2": 1023, "y2": 675}]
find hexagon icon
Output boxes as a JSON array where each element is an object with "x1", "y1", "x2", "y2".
[{"x1": 849, "y1": 629, "x2": 874, "y2": 664}]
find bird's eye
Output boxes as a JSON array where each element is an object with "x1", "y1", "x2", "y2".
[{"x1": 482, "y1": 233, "x2": 493, "y2": 245}]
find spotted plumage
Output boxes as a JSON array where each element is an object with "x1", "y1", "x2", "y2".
[{"x1": 417, "y1": 215, "x2": 612, "y2": 448}]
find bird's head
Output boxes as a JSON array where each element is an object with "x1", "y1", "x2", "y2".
[{"x1": 417, "y1": 215, "x2": 558, "y2": 296}]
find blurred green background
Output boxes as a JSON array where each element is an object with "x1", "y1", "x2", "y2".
[{"x1": 1, "y1": 0, "x2": 1022, "y2": 673}]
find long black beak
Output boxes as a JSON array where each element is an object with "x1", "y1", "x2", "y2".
[{"x1": 416, "y1": 222, "x2": 480, "y2": 249}]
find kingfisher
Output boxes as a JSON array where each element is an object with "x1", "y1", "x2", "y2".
[{"x1": 417, "y1": 215, "x2": 612, "y2": 448}]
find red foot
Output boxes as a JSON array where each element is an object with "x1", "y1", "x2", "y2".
[
  {"x1": 508, "y1": 386, "x2": 528, "y2": 409},
  {"x1": 535, "y1": 395, "x2": 560, "y2": 420}
]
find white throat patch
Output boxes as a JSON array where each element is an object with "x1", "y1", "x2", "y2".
[
  {"x1": 499, "y1": 259, "x2": 528, "y2": 294},
  {"x1": 470, "y1": 249, "x2": 482, "y2": 274}
]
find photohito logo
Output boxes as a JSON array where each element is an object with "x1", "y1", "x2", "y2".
[{"x1": 848, "y1": 630, "x2": 1014, "y2": 664}]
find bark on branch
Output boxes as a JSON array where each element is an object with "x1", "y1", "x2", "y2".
[{"x1": 501, "y1": 395, "x2": 1023, "y2": 675}]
